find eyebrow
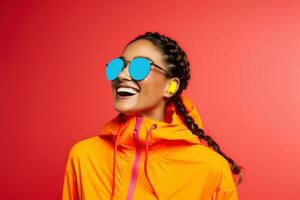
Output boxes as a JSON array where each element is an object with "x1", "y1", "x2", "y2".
[
  {"x1": 134, "y1": 56, "x2": 154, "y2": 62},
  {"x1": 120, "y1": 55, "x2": 154, "y2": 62}
]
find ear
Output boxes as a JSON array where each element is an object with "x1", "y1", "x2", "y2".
[{"x1": 163, "y1": 78, "x2": 180, "y2": 98}]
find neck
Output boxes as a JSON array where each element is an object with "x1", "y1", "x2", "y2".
[
  {"x1": 140, "y1": 110, "x2": 165, "y2": 122},
  {"x1": 123, "y1": 101, "x2": 167, "y2": 122},
  {"x1": 141, "y1": 100, "x2": 168, "y2": 122}
]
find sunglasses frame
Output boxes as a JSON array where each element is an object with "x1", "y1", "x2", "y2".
[{"x1": 106, "y1": 56, "x2": 170, "y2": 81}]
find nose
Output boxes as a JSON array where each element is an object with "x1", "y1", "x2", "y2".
[{"x1": 117, "y1": 60, "x2": 131, "y2": 80}]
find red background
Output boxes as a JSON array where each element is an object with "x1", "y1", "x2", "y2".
[{"x1": 1, "y1": 1, "x2": 300, "y2": 199}]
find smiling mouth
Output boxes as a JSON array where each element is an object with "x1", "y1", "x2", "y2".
[{"x1": 116, "y1": 87, "x2": 139, "y2": 97}]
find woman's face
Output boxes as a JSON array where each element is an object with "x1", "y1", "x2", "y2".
[{"x1": 111, "y1": 39, "x2": 172, "y2": 120}]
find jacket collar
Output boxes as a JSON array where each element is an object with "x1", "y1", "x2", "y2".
[{"x1": 99, "y1": 95, "x2": 204, "y2": 149}]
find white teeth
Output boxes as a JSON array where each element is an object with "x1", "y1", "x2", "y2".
[{"x1": 117, "y1": 87, "x2": 138, "y2": 95}]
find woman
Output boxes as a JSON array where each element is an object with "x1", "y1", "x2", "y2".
[{"x1": 62, "y1": 31, "x2": 243, "y2": 200}]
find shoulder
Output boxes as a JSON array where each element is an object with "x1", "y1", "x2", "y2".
[
  {"x1": 198, "y1": 145, "x2": 231, "y2": 169},
  {"x1": 67, "y1": 135, "x2": 111, "y2": 160},
  {"x1": 186, "y1": 144, "x2": 235, "y2": 183},
  {"x1": 177, "y1": 143, "x2": 230, "y2": 168},
  {"x1": 163, "y1": 143, "x2": 236, "y2": 190},
  {"x1": 196, "y1": 145, "x2": 237, "y2": 190},
  {"x1": 165, "y1": 142, "x2": 233, "y2": 173},
  {"x1": 198, "y1": 145, "x2": 234, "y2": 176},
  {"x1": 64, "y1": 136, "x2": 106, "y2": 176}
]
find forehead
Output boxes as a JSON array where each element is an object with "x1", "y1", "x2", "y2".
[{"x1": 121, "y1": 39, "x2": 164, "y2": 62}]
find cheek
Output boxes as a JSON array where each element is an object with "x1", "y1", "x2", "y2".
[
  {"x1": 140, "y1": 76, "x2": 166, "y2": 96},
  {"x1": 111, "y1": 83, "x2": 116, "y2": 97}
]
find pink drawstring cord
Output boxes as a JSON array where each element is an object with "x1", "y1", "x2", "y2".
[
  {"x1": 111, "y1": 121, "x2": 123, "y2": 200},
  {"x1": 144, "y1": 124, "x2": 159, "y2": 199},
  {"x1": 111, "y1": 119, "x2": 159, "y2": 199}
]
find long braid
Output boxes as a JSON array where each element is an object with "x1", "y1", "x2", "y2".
[
  {"x1": 174, "y1": 97, "x2": 243, "y2": 183},
  {"x1": 127, "y1": 31, "x2": 243, "y2": 184}
]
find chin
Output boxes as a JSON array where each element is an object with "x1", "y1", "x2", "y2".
[{"x1": 114, "y1": 104, "x2": 137, "y2": 116}]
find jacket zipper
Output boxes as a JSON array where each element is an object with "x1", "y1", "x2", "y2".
[{"x1": 126, "y1": 116, "x2": 143, "y2": 200}]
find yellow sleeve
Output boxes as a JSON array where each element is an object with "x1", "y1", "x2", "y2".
[
  {"x1": 62, "y1": 171, "x2": 78, "y2": 200},
  {"x1": 213, "y1": 186, "x2": 238, "y2": 200},
  {"x1": 62, "y1": 145, "x2": 79, "y2": 200},
  {"x1": 213, "y1": 159, "x2": 239, "y2": 200}
]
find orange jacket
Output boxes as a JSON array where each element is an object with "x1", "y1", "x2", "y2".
[{"x1": 62, "y1": 96, "x2": 238, "y2": 200}]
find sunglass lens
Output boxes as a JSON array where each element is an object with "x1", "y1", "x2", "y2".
[
  {"x1": 105, "y1": 58, "x2": 124, "y2": 80},
  {"x1": 129, "y1": 57, "x2": 151, "y2": 80}
]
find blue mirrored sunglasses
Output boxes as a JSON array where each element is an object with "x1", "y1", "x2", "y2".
[{"x1": 105, "y1": 56, "x2": 169, "y2": 81}]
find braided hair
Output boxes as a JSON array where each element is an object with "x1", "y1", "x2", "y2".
[{"x1": 126, "y1": 31, "x2": 243, "y2": 184}]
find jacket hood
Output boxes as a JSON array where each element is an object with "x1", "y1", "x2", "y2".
[
  {"x1": 99, "y1": 95, "x2": 205, "y2": 199},
  {"x1": 99, "y1": 95, "x2": 204, "y2": 148}
]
